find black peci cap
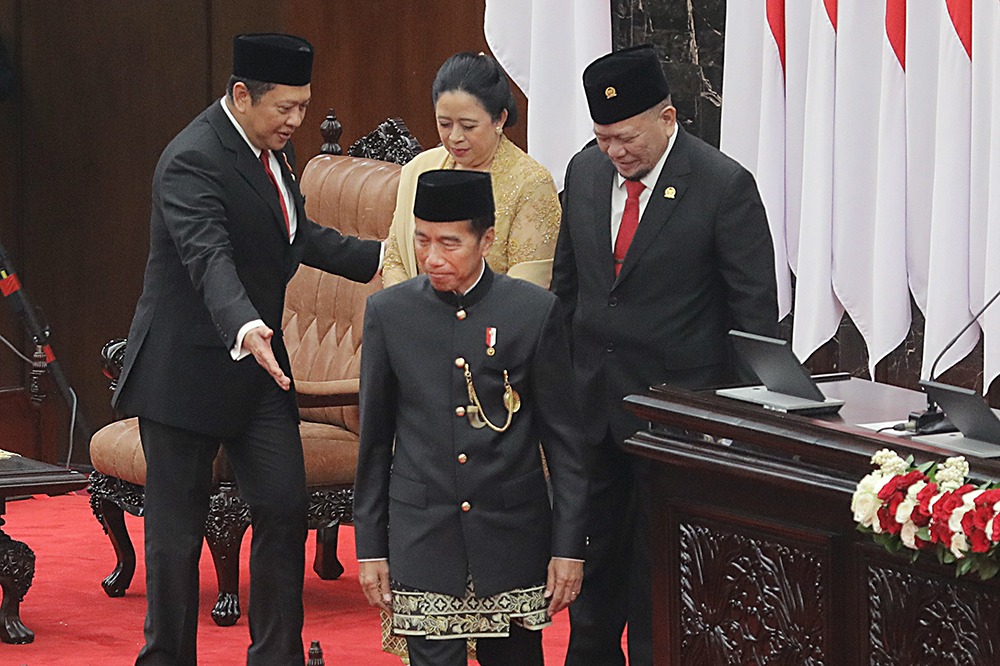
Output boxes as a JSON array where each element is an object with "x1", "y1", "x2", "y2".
[
  {"x1": 232, "y1": 33, "x2": 314, "y2": 86},
  {"x1": 583, "y1": 45, "x2": 670, "y2": 125},
  {"x1": 414, "y1": 170, "x2": 494, "y2": 222}
]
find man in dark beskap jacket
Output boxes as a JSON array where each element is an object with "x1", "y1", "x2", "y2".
[
  {"x1": 552, "y1": 45, "x2": 779, "y2": 665},
  {"x1": 113, "y1": 34, "x2": 381, "y2": 665},
  {"x1": 354, "y1": 170, "x2": 589, "y2": 666}
]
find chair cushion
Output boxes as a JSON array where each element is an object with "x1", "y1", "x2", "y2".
[
  {"x1": 285, "y1": 156, "x2": 400, "y2": 435},
  {"x1": 90, "y1": 417, "x2": 358, "y2": 488},
  {"x1": 90, "y1": 418, "x2": 146, "y2": 486},
  {"x1": 301, "y1": 421, "x2": 359, "y2": 486}
]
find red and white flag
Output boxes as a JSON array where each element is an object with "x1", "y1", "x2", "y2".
[
  {"x1": 783, "y1": 0, "x2": 815, "y2": 277},
  {"x1": 975, "y1": 0, "x2": 1000, "y2": 391},
  {"x1": 831, "y1": 0, "x2": 910, "y2": 378},
  {"x1": 720, "y1": 2, "x2": 765, "y2": 172},
  {"x1": 792, "y1": 0, "x2": 842, "y2": 362},
  {"x1": 920, "y1": 0, "x2": 975, "y2": 379},
  {"x1": 484, "y1": 0, "x2": 611, "y2": 190},
  {"x1": 721, "y1": 0, "x2": 791, "y2": 319},
  {"x1": 759, "y1": 0, "x2": 793, "y2": 319}
]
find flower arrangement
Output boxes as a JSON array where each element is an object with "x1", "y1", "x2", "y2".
[{"x1": 852, "y1": 448, "x2": 1000, "y2": 580}]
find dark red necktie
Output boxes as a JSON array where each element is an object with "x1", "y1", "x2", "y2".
[
  {"x1": 260, "y1": 150, "x2": 291, "y2": 238},
  {"x1": 613, "y1": 180, "x2": 645, "y2": 276}
]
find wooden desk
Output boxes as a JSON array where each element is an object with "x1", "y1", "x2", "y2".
[
  {"x1": 0, "y1": 451, "x2": 87, "y2": 644},
  {"x1": 623, "y1": 378, "x2": 1000, "y2": 665}
]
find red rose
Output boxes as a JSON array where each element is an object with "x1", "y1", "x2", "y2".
[
  {"x1": 878, "y1": 470, "x2": 929, "y2": 524},
  {"x1": 912, "y1": 482, "x2": 939, "y2": 528},
  {"x1": 929, "y1": 484, "x2": 976, "y2": 546}
]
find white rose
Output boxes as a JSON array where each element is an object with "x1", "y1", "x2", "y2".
[
  {"x1": 896, "y1": 498, "x2": 917, "y2": 525},
  {"x1": 900, "y1": 521, "x2": 919, "y2": 549},
  {"x1": 950, "y1": 532, "x2": 969, "y2": 559},
  {"x1": 852, "y1": 472, "x2": 888, "y2": 528}
]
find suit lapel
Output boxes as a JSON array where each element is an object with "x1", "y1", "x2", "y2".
[
  {"x1": 207, "y1": 103, "x2": 290, "y2": 243},
  {"x1": 592, "y1": 157, "x2": 618, "y2": 282},
  {"x1": 613, "y1": 128, "x2": 691, "y2": 287},
  {"x1": 277, "y1": 148, "x2": 309, "y2": 273}
]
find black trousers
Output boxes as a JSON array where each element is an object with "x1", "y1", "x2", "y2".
[
  {"x1": 565, "y1": 434, "x2": 653, "y2": 666},
  {"x1": 405, "y1": 624, "x2": 544, "y2": 666},
  {"x1": 135, "y1": 381, "x2": 308, "y2": 666}
]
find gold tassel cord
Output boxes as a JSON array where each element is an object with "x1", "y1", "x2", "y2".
[{"x1": 463, "y1": 363, "x2": 520, "y2": 432}]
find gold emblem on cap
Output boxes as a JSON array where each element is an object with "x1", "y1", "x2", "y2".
[
  {"x1": 605, "y1": 86, "x2": 617, "y2": 99},
  {"x1": 664, "y1": 186, "x2": 676, "y2": 199}
]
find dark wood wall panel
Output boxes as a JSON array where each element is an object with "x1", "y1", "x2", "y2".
[
  {"x1": 0, "y1": 0, "x2": 24, "y2": 389},
  {"x1": 281, "y1": 0, "x2": 527, "y2": 155},
  {"x1": 10, "y1": 1, "x2": 214, "y2": 460}
]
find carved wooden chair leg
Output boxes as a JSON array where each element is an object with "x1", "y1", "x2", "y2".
[
  {"x1": 95, "y1": 498, "x2": 136, "y2": 597},
  {"x1": 312, "y1": 523, "x2": 344, "y2": 580},
  {"x1": 309, "y1": 487, "x2": 352, "y2": 580},
  {"x1": 88, "y1": 474, "x2": 138, "y2": 597},
  {"x1": 205, "y1": 481, "x2": 250, "y2": 627},
  {"x1": 0, "y1": 530, "x2": 35, "y2": 644}
]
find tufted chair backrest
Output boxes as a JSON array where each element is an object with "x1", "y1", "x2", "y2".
[{"x1": 284, "y1": 155, "x2": 401, "y2": 434}]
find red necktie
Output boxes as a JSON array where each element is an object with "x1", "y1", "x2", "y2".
[
  {"x1": 613, "y1": 180, "x2": 645, "y2": 276},
  {"x1": 260, "y1": 150, "x2": 291, "y2": 238}
]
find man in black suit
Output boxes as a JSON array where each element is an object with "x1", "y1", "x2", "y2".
[
  {"x1": 113, "y1": 34, "x2": 382, "y2": 665},
  {"x1": 354, "y1": 170, "x2": 589, "y2": 666},
  {"x1": 552, "y1": 45, "x2": 779, "y2": 665}
]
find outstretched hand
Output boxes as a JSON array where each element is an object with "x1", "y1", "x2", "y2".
[{"x1": 243, "y1": 326, "x2": 290, "y2": 390}]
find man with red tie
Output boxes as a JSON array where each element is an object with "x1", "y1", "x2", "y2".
[
  {"x1": 114, "y1": 34, "x2": 381, "y2": 665},
  {"x1": 551, "y1": 45, "x2": 778, "y2": 666}
]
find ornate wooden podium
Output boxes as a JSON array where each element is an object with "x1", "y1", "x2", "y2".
[{"x1": 623, "y1": 378, "x2": 1000, "y2": 665}]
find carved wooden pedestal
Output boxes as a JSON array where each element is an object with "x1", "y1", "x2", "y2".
[
  {"x1": 0, "y1": 453, "x2": 87, "y2": 644},
  {"x1": 624, "y1": 378, "x2": 1000, "y2": 665},
  {"x1": 0, "y1": 514, "x2": 35, "y2": 644}
]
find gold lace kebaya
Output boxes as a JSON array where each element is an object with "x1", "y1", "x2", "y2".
[{"x1": 382, "y1": 136, "x2": 561, "y2": 289}]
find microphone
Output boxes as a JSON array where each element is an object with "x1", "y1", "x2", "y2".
[{"x1": 906, "y1": 286, "x2": 1000, "y2": 434}]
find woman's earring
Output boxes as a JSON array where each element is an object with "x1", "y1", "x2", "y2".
[{"x1": 495, "y1": 126, "x2": 503, "y2": 135}]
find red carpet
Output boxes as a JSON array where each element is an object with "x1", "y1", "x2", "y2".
[{"x1": 0, "y1": 493, "x2": 571, "y2": 665}]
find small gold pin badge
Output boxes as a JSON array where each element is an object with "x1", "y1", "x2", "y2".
[
  {"x1": 605, "y1": 86, "x2": 617, "y2": 99},
  {"x1": 664, "y1": 186, "x2": 676, "y2": 199},
  {"x1": 456, "y1": 309, "x2": 467, "y2": 320}
]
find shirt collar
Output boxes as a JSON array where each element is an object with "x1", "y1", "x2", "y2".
[
  {"x1": 220, "y1": 97, "x2": 264, "y2": 159},
  {"x1": 615, "y1": 124, "x2": 678, "y2": 191}
]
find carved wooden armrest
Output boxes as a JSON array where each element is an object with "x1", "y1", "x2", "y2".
[
  {"x1": 295, "y1": 378, "x2": 360, "y2": 408},
  {"x1": 101, "y1": 338, "x2": 128, "y2": 388}
]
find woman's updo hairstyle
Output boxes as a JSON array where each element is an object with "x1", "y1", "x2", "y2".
[{"x1": 432, "y1": 52, "x2": 519, "y2": 128}]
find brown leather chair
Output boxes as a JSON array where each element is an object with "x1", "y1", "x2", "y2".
[{"x1": 88, "y1": 117, "x2": 420, "y2": 626}]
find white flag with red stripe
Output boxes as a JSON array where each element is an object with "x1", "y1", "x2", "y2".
[
  {"x1": 484, "y1": 0, "x2": 611, "y2": 190},
  {"x1": 975, "y1": 0, "x2": 1000, "y2": 391},
  {"x1": 921, "y1": 0, "x2": 975, "y2": 379},
  {"x1": 721, "y1": 0, "x2": 791, "y2": 320},
  {"x1": 720, "y1": 2, "x2": 765, "y2": 172},
  {"x1": 759, "y1": 0, "x2": 792, "y2": 319},
  {"x1": 830, "y1": 0, "x2": 910, "y2": 378},
  {"x1": 792, "y1": 0, "x2": 842, "y2": 362},
  {"x1": 783, "y1": 0, "x2": 815, "y2": 276}
]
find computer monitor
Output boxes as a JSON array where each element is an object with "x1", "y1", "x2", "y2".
[
  {"x1": 913, "y1": 380, "x2": 1000, "y2": 458},
  {"x1": 715, "y1": 330, "x2": 844, "y2": 415}
]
